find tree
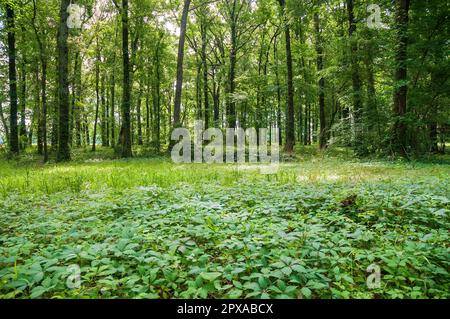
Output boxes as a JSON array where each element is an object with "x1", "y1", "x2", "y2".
[
  {"x1": 278, "y1": 0, "x2": 295, "y2": 152},
  {"x1": 32, "y1": 0, "x2": 49, "y2": 162},
  {"x1": 173, "y1": 0, "x2": 191, "y2": 129},
  {"x1": 314, "y1": 12, "x2": 326, "y2": 150},
  {"x1": 6, "y1": 2, "x2": 19, "y2": 155},
  {"x1": 57, "y1": 0, "x2": 71, "y2": 161},
  {"x1": 392, "y1": 0, "x2": 411, "y2": 156},
  {"x1": 92, "y1": 37, "x2": 100, "y2": 152},
  {"x1": 118, "y1": 0, "x2": 132, "y2": 157},
  {"x1": 347, "y1": 0, "x2": 363, "y2": 151}
]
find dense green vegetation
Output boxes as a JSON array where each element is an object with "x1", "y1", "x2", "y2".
[
  {"x1": 0, "y1": 147, "x2": 449, "y2": 299},
  {"x1": 0, "y1": 0, "x2": 448, "y2": 300},
  {"x1": 0, "y1": 0, "x2": 448, "y2": 159}
]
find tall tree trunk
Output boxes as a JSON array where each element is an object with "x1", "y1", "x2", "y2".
[
  {"x1": 56, "y1": 0, "x2": 71, "y2": 161},
  {"x1": 92, "y1": 41, "x2": 100, "y2": 152},
  {"x1": 41, "y1": 60, "x2": 48, "y2": 162},
  {"x1": 145, "y1": 77, "x2": 151, "y2": 145},
  {"x1": 51, "y1": 78, "x2": 58, "y2": 152},
  {"x1": 110, "y1": 73, "x2": 116, "y2": 148},
  {"x1": 101, "y1": 74, "x2": 107, "y2": 146},
  {"x1": 279, "y1": 0, "x2": 295, "y2": 152},
  {"x1": 212, "y1": 68, "x2": 220, "y2": 126},
  {"x1": 227, "y1": 2, "x2": 237, "y2": 128},
  {"x1": 32, "y1": 0, "x2": 48, "y2": 161},
  {"x1": 274, "y1": 36, "x2": 282, "y2": 146},
  {"x1": 75, "y1": 53, "x2": 82, "y2": 147},
  {"x1": 0, "y1": 101, "x2": 9, "y2": 145},
  {"x1": 19, "y1": 58, "x2": 27, "y2": 148},
  {"x1": 201, "y1": 20, "x2": 210, "y2": 129},
  {"x1": 393, "y1": 0, "x2": 410, "y2": 156},
  {"x1": 136, "y1": 87, "x2": 143, "y2": 146},
  {"x1": 6, "y1": 4, "x2": 19, "y2": 155},
  {"x1": 35, "y1": 64, "x2": 43, "y2": 154},
  {"x1": 364, "y1": 32, "x2": 380, "y2": 138},
  {"x1": 347, "y1": 0, "x2": 363, "y2": 149},
  {"x1": 152, "y1": 47, "x2": 161, "y2": 151},
  {"x1": 119, "y1": 0, "x2": 132, "y2": 157},
  {"x1": 195, "y1": 57, "x2": 203, "y2": 120},
  {"x1": 105, "y1": 86, "x2": 110, "y2": 147},
  {"x1": 173, "y1": 0, "x2": 191, "y2": 128},
  {"x1": 314, "y1": 12, "x2": 327, "y2": 150}
]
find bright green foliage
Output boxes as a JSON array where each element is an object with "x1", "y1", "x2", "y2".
[{"x1": 0, "y1": 147, "x2": 448, "y2": 299}]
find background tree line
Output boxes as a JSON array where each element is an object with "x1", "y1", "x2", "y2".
[{"x1": 0, "y1": 0, "x2": 448, "y2": 162}]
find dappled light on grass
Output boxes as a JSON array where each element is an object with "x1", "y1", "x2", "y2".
[{"x1": 0, "y1": 147, "x2": 449, "y2": 298}]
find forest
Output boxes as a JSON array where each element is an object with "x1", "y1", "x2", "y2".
[{"x1": 0, "y1": 0, "x2": 449, "y2": 300}]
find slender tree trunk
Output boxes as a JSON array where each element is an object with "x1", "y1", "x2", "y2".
[
  {"x1": 110, "y1": 74, "x2": 116, "y2": 148},
  {"x1": 136, "y1": 87, "x2": 143, "y2": 146},
  {"x1": 145, "y1": 77, "x2": 151, "y2": 145},
  {"x1": 173, "y1": 0, "x2": 191, "y2": 128},
  {"x1": 56, "y1": 0, "x2": 71, "y2": 161},
  {"x1": 93, "y1": 41, "x2": 100, "y2": 152},
  {"x1": 279, "y1": 0, "x2": 295, "y2": 152},
  {"x1": 119, "y1": 0, "x2": 132, "y2": 157},
  {"x1": 212, "y1": 68, "x2": 220, "y2": 126},
  {"x1": 393, "y1": 0, "x2": 410, "y2": 156},
  {"x1": 195, "y1": 57, "x2": 203, "y2": 120},
  {"x1": 227, "y1": 3, "x2": 237, "y2": 128},
  {"x1": 105, "y1": 87, "x2": 110, "y2": 147},
  {"x1": 364, "y1": 32, "x2": 380, "y2": 138},
  {"x1": 201, "y1": 21, "x2": 210, "y2": 129},
  {"x1": 32, "y1": 0, "x2": 48, "y2": 161},
  {"x1": 75, "y1": 53, "x2": 82, "y2": 147},
  {"x1": 6, "y1": 4, "x2": 19, "y2": 154},
  {"x1": 0, "y1": 101, "x2": 9, "y2": 145},
  {"x1": 153, "y1": 49, "x2": 161, "y2": 151},
  {"x1": 41, "y1": 60, "x2": 48, "y2": 162},
  {"x1": 19, "y1": 58, "x2": 27, "y2": 148},
  {"x1": 314, "y1": 13, "x2": 327, "y2": 150},
  {"x1": 274, "y1": 36, "x2": 282, "y2": 146},
  {"x1": 347, "y1": 0, "x2": 363, "y2": 149},
  {"x1": 35, "y1": 64, "x2": 43, "y2": 154}
]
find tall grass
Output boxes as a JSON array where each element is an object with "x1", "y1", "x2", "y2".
[{"x1": 0, "y1": 146, "x2": 448, "y2": 197}]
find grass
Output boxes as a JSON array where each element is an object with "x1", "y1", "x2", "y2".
[
  {"x1": 0, "y1": 146, "x2": 449, "y2": 299},
  {"x1": 0, "y1": 145, "x2": 448, "y2": 196}
]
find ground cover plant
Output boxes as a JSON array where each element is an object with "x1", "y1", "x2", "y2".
[
  {"x1": 0, "y1": 0, "x2": 448, "y2": 302},
  {"x1": 1, "y1": 147, "x2": 448, "y2": 299}
]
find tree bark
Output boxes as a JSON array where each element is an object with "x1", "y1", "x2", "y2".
[
  {"x1": 393, "y1": 0, "x2": 410, "y2": 156},
  {"x1": 0, "y1": 101, "x2": 9, "y2": 145},
  {"x1": 173, "y1": 0, "x2": 191, "y2": 128},
  {"x1": 19, "y1": 57, "x2": 27, "y2": 148},
  {"x1": 347, "y1": 0, "x2": 363, "y2": 148},
  {"x1": 201, "y1": 20, "x2": 210, "y2": 129},
  {"x1": 152, "y1": 43, "x2": 161, "y2": 151},
  {"x1": 32, "y1": 0, "x2": 48, "y2": 161},
  {"x1": 226, "y1": 0, "x2": 238, "y2": 128},
  {"x1": 6, "y1": 4, "x2": 19, "y2": 154},
  {"x1": 93, "y1": 40, "x2": 100, "y2": 152},
  {"x1": 119, "y1": 0, "x2": 133, "y2": 157},
  {"x1": 279, "y1": 0, "x2": 295, "y2": 152},
  {"x1": 56, "y1": 0, "x2": 71, "y2": 161},
  {"x1": 314, "y1": 12, "x2": 327, "y2": 150}
]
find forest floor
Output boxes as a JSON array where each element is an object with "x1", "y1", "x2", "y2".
[{"x1": 0, "y1": 146, "x2": 449, "y2": 299}]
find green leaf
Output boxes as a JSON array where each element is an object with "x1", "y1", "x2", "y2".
[
  {"x1": 200, "y1": 272, "x2": 221, "y2": 282},
  {"x1": 301, "y1": 287, "x2": 312, "y2": 298},
  {"x1": 30, "y1": 286, "x2": 47, "y2": 299}
]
